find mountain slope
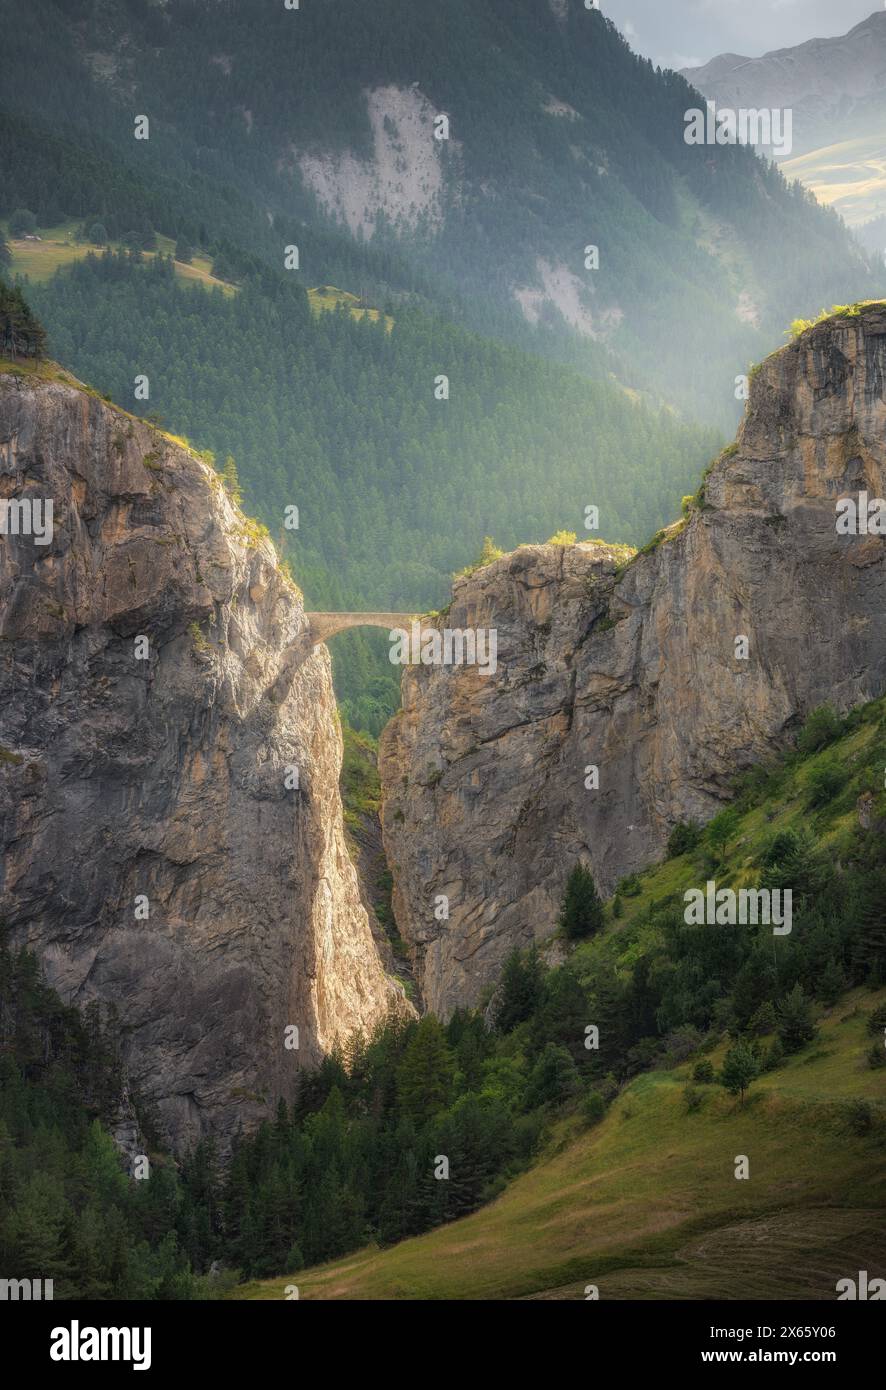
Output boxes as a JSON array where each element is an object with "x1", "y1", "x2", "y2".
[
  {"x1": 240, "y1": 995, "x2": 886, "y2": 1300},
  {"x1": 682, "y1": 11, "x2": 886, "y2": 149},
  {"x1": 682, "y1": 11, "x2": 886, "y2": 229},
  {"x1": 0, "y1": 0, "x2": 878, "y2": 425}
]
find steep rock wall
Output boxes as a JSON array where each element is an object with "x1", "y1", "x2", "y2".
[
  {"x1": 379, "y1": 304, "x2": 886, "y2": 1015},
  {"x1": 0, "y1": 371, "x2": 405, "y2": 1154}
]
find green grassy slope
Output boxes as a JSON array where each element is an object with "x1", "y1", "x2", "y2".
[
  {"x1": 3, "y1": 220, "x2": 236, "y2": 296},
  {"x1": 237, "y1": 989, "x2": 885, "y2": 1300},
  {"x1": 595, "y1": 698, "x2": 886, "y2": 944}
]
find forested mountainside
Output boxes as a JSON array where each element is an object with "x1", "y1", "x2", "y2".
[{"x1": 0, "y1": 0, "x2": 877, "y2": 426}]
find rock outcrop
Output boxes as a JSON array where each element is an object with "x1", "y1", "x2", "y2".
[
  {"x1": 0, "y1": 369, "x2": 405, "y2": 1154},
  {"x1": 379, "y1": 303, "x2": 886, "y2": 1016}
]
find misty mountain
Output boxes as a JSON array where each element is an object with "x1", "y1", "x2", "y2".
[
  {"x1": 682, "y1": 10, "x2": 886, "y2": 233},
  {"x1": 0, "y1": 0, "x2": 878, "y2": 424}
]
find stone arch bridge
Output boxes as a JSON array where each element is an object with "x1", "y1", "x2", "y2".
[{"x1": 305, "y1": 611, "x2": 429, "y2": 645}]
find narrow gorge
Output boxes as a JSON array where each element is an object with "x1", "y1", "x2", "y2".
[{"x1": 3, "y1": 304, "x2": 886, "y2": 1150}]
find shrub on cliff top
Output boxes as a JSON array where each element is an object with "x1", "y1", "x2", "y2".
[{"x1": 455, "y1": 535, "x2": 504, "y2": 579}]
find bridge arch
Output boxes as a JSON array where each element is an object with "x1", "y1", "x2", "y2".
[{"x1": 305, "y1": 611, "x2": 428, "y2": 644}]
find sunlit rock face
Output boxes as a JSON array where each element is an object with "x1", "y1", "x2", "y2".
[
  {"x1": 0, "y1": 372, "x2": 406, "y2": 1154},
  {"x1": 380, "y1": 304, "x2": 886, "y2": 1016}
]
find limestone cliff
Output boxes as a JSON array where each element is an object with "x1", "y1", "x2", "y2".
[
  {"x1": 379, "y1": 303, "x2": 886, "y2": 1016},
  {"x1": 0, "y1": 368, "x2": 405, "y2": 1154}
]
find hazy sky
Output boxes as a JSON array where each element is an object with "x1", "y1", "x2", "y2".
[{"x1": 599, "y1": 0, "x2": 878, "y2": 72}]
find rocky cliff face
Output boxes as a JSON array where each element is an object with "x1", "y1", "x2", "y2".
[
  {"x1": 0, "y1": 369, "x2": 404, "y2": 1154},
  {"x1": 380, "y1": 303, "x2": 886, "y2": 1017}
]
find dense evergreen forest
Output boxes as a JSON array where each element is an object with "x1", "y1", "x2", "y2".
[
  {"x1": 26, "y1": 252, "x2": 721, "y2": 732},
  {"x1": 3, "y1": 701, "x2": 884, "y2": 1293}
]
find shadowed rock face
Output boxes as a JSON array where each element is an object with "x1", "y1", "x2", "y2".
[
  {"x1": 0, "y1": 372, "x2": 406, "y2": 1155},
  {"x1": 379, "y1": 304, "x2": 886, "y2": 1018}
]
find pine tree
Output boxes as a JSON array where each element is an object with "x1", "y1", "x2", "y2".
[
  {"x1": 494, "y1": 948, "x2": 544, "y2": 1032},
  {"x1": 524, "y1": 1043, "x2": 581, "y2": 1109},
  {"x1": 396, "y1": 1016, "x2": 455, "y2": 1125},
  {"x1": 530, "y1": 966, "x2": 588, "y2": 1062},
  {"x1": 817, "y1": 958, "x2": 845, "y2": 1006},
  {"x1": 851, "y1": 864, "x2": 886, "y2": 985},
  {"x1": 377, "y1": 1147, "x2": 420, "y2": 1245},
  {"x1": 0, "y1": 281, "x2": 47, "y2": 359},
  {"x1": 777, "y1": 983, "x2": 817, "y2": 1053},
  {"x1": 559, "y1": 863, "x2": 605, "y2": 940}
]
